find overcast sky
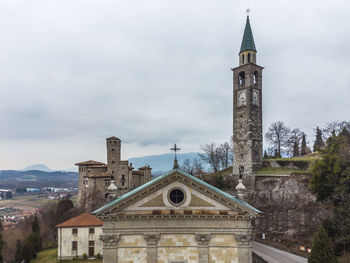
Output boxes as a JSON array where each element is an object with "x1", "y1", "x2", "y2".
[{"x1": 0, "y1": 0, "x2": 349, "y2": 170}]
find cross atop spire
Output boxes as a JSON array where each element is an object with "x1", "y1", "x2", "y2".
[{"x1": 170, "y1": 144, "x2": 181, "y2": 169}]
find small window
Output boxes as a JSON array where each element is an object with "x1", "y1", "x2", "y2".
[
  {"x1": 122, "y1": 175, "x2": 125, "y2": 186},
  {"x1": 248, "y1": 53, "x2": 251, "y2": 63},
  {"x1": 72, "y1": 241, "x2": 77, "y2": 251},
  {"x1": 111, "y1": 148, "x2": 115, "y2": 151},
  {"x1": 169, "y1": 189, "x2": 185, "y2": 204},
  {"x1": 72, "y1": 228, "x2": 78, "y2": 235},
  {"x1": 112, "y1": 160, "x2": 115, "y2": 164},
  {"x1": 89, "y1": 228, "x2": 94, "y2": 234},
  {"x1": 89, "y1": 241, "x2": 94, "y2": 247},
  {"x1": 242, "y1": 54, "x2": 245, "y2": 64}
]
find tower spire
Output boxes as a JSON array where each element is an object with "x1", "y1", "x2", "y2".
[
  {"x1": 240, "y1": 15, "x2": 256, "y2": 53},
  {"x1": 238, "y1": 15, "x2": 257, "y2": 65}
]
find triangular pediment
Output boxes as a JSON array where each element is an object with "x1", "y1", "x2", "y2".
[{"x1": 93, "y1": 169, "x2": 260, "y2": 217}]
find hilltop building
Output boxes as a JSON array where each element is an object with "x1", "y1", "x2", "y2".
[
  {"x1": 232, "y1": 15, "x2": 263, "y2": 188},
  {"x1": 76, "y1": 137, "x2": 152, "y2": 211}
]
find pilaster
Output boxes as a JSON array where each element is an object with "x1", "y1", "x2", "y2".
[
  {"x1": 144, "y1": 233, "x2": 160, "y2": 263},
  {"x1": 99, "y1": 234, "x2": 119, "y2": 263},
  {"x1": 195, "y1": 234, "x2": 212, "y2": 263},
  {"x1": 235, "y1": 234, "x2": 253, "y2": 263}
]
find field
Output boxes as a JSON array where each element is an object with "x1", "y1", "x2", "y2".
[
  {"x1": 0, "y1": 194, "x2": 56, "y2": 210},
  {"x1": 31, "y1": 248, "x2": 102, "y2": 263}
]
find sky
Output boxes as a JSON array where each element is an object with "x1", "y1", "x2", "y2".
[{"x1": 0, "y1": 0, "x2": 349, "y2": 170}]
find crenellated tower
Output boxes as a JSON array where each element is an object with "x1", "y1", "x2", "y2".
[{"x1": 232, "y1": 15, "x2": 263, "y2": 188}]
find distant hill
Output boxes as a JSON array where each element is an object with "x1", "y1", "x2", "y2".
[
  {"x1": 22, "y1": 164, "x2": 53, "y2": 172},
  {"x1": 0, "y1": 170, "x2": 78, "y2": 181},
  {"x1": 130, "y1": 152, "x2": 202, "y2": 176}
]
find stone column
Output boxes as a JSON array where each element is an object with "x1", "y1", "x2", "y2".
[
  {"x1": 195, "y1": 234, "x2": 212, "y2": 263},
  {"x1": 236, "y1": 234, "x2": 253, "y2": 263},
  {"x1": 144, "y1": 233, "x2": 160, "y2": 263},
  {"x1": 99, "y1": 234, "x2": 119, "y2": 263}
]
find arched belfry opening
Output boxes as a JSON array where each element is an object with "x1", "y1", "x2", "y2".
[{"x1": 238, "y1": 71, "x2": 245, "y2": 86}]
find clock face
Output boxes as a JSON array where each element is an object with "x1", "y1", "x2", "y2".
[
  {"x1": 238, "y1": 91, "x2": 246, "y2": 106},
  {"x1": 253, "y1": 90, "x2": 259, "y2": 106}
]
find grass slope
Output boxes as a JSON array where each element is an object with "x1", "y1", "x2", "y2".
[{"x1": 31, "y1": 249, "x2": 102, "y2": 263}]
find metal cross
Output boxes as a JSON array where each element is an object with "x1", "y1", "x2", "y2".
[
  {"x1": 170, "y1": 144, "x2": 181, "y2": 160},
  {"x1": 246, "y1": 8, "x2": 251, "y2": 15}
]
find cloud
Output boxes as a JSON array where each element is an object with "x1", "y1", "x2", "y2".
[{"x1": 0, "y1": 0, "x2": 349, "y2": 169}]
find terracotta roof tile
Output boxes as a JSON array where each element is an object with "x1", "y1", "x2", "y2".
[{"x1": 56, "y1": 213, "x2": 102, "y2": 228}]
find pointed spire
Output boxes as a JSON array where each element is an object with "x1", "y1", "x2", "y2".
[{"x1": 240, "y1": 16, "x2": 257, "y2": 54}]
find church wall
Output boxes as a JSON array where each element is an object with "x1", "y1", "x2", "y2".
[
  {"x1": 117, "y1": 235, "x2": 147, "y2": 263},
  {"x1": 157, "y1": 234, "x2": 198, "y2": 263},
  {"x1": 209, "y1": 234, "x2": 238, "y2": 263}
]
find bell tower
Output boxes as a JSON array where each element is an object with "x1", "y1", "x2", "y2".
[{"x1": 232, "y1": 15, "x2": 263, "y2": 188}]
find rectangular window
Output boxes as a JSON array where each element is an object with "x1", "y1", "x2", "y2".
[
  {"x1": 72, "y1": 241, "x2": 77, "y2": 251},
  {"x1": 72, "y1": 228, "x2": 78, "y2": 235},
  {"x1": 89, "y1": 241, "x2": 94, "y2": 247},
  {"x1": 89, "y1": 228, "x2": 94, "y2": 234}
]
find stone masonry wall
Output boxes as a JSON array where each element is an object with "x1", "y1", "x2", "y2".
[{"x1": 245, "y1": 174, "x2": 331, "y2": 247}]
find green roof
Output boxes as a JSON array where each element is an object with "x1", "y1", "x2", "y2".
[
  {"x1": 92, "y1": 168, "x2": 261, "y2": 215},
  {"x1": 240, "y1": 16, "x2": 257, "y2": 53}
]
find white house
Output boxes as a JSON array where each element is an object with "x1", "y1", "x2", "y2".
[{"x1": 56, "y1": 213, "x2": 103, "y2": 259}]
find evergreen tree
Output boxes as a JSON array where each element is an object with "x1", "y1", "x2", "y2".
[
  {"x1": 263, "y1": 150, "x2": 268, "y2": 159},
  {"x1": 308, "y1": 225, "x2": 338, "y2": 263},
  {"x1": 313, "y1": 126, "x2": 325, "y2": 152},
  {"x1": 15, "y1": 240, "x2": 23, "y2": 263},
  {"x1": 293, "y1": 141, "x2": 299, "y2": 157},
  {"x1": 31, "y1": 215, "x2": 40, "y2": 233},
  {"x1": 0, "y1": 220, "x2": 4, "y2": 263},
  {"x1": 300, "y1": 133, "x2": 308, "y2": 155}
]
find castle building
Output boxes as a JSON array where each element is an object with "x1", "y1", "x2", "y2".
[
  {"x1": 232, "y1": 15, "x2": 263, "y2": 188},
  {"x1": 76, "y1": 137, "x2": 152, "y2": 211}
]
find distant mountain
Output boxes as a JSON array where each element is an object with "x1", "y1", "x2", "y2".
[
  {"x1": 129, "y1": 152, "x2": 202, "y2": 175},
  {"x1": 22, "y1": 164, "x2": 53, "y2": 172}
]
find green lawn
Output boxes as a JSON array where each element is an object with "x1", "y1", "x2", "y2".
[
  {"x1": 256, "y1": 167, "x2": 311, "y2": 175},
  {"x1": 31, "y1": 248, "x2": 102, "y2": 263}
]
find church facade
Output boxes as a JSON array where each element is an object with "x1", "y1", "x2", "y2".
[
  {"x1": 94, "y1": 168, "x2": 260, "y2": 263},
  {"x1": 76, "y1": 136, "x2": 152, "y2": 211},
  {"x1": 232, "y1": 16, "x2": 263, "y2": 188}
]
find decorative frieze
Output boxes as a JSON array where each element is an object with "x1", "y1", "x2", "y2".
[
  {"x1": 144, "y1": 233, "x2": 160, "y2": 246},
  {"x1": 99, "y1": 234, "x2": 119, "y2": 248},
  {"x1": 195, "y1": 234, "x2": 212, "y2": 246}
]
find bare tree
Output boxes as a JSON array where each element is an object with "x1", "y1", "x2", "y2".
[
  {"x1": 181, "y1": 159, "x2": 195, "y2": 175},
  {"x1": 181, "y1": 158, "x2": 204, "y2": 176},
  {"x1": 265, "y1": 121, "x2": 291, "y2": 157},
  {"x1": 323, "y1": 121, "x2": 350, "y2": 139},
  {"x1": 287, "y1": 128, "x2": 303, "y2": 156},
  {"x1": 193, "y1": 158, "x2": 203, "y2": 173},
  {"x1": 219, "y1": 142, "x2": 232, "y2": 169},
  {"x1": 199, "y1": 143, "x2": 221, "y2": 172},
  {"x1": 86, "y1": 183, "x2": 106, "y2": 212}
]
